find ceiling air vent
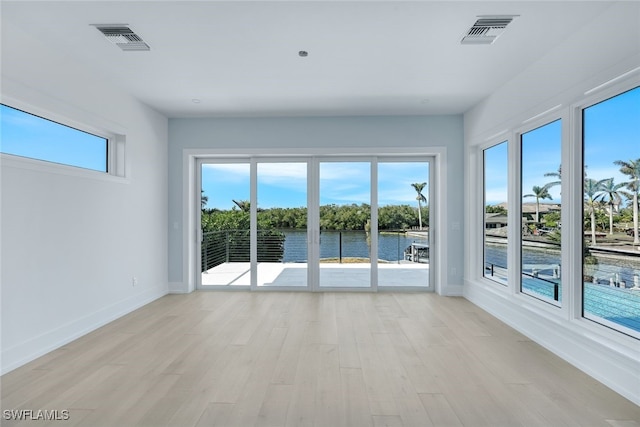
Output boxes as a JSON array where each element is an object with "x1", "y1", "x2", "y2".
[
  {"x1": 461, "y1": 15, "x2": 518, "y2": 45},
  {"x1": 94, "y1": 25, "x2": 150, "y2": 51}
]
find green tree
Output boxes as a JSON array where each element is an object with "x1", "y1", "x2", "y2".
[
  {"x1": 523, "y1": 185, "x2": 552, "y2": 223},
  {"x1": 411, "y1": 182, "x2": 427, "y2": 230},
  {"x1": 379, "y1": 204, "x2": 420, "y2": 229},
  {"x1": 485, "y1": 205, "x2": 507, "y2": 214},
  {"x1": 232, "y1": 199, "x2": 251, "y2": 212},
  {"x1": 543, "y1": 211, "x2": 561, "y2": 228},
  {"x1": 618, "y1": 206, "x2": 633, "y2": 225},
  {"x1": 201, "y1": 190, "x2": 208, "y2": 210},
  {"x1": 614, "y1": 158, "x2": 640, "y2": 244},
  {"x1": 584, "y1": 178, "x2": 608, "y2": 244},
  {"x1": 200, "y1": 201, "x2": 285, "y2": 271},
  {"x1": 596, "y1": 178, "x2": 625, "y2": 235}
]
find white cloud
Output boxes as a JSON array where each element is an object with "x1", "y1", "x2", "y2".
[
  {"x1": 485, "y1": 188, "x2": 508, "y2": 205},
  {"x1": 320, "y1": 162, "x2": 370, "y2": 183},
  {"x1": 203, "y1": 163, "x2": 249, "y2": 174},
  {"x1": 202, "y1": 163, "x2": 250, "y2": 186},
  {"x1": 585, "y1": 166, "x2": 628, "y2": 184},
  {"x1": 258, "y1": 162, "x2": 307, "y2": 181}
]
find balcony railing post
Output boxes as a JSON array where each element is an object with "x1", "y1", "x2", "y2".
[
  {"x1": 226, "y1": 231, "x2": 230, "y2": 263},
  {"x1": 339, "y1": 231, "x2": 343, "y2": 264},
  {"x1": 203, "y1": 232, "x2": 208, "y2": 273}
]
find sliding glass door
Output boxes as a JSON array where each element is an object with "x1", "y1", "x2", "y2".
[
  {"x1": 377, "y1": 160, "x2": 430, "y2": 288},
  {"x1": 198, "y1": 156, "x2": 433, "y2": 291},
  {"x1": 257, "y1": 162, "x2": 309, "y2": 288},
  {"x1": 318, "y1": 161, "x2": 372, "y2": 289},
  {"x1": 200, "y1": 162, "x2": 251, "y2": 287}
]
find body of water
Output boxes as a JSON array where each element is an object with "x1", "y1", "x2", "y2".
[
  {"x1": 485, "y1": 242, "x2": 640, "y2": 286},
  {"x1": 281, "y1": 230, "x2": 428, "y2": 263}
]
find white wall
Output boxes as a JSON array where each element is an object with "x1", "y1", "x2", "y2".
[
  {"x1": 465, "y1": 3, "x2": 640, "y2": 142},
  {"x1": 168, "y1": 115, "x2": 464, "y2": 294},
  {"x1": 1, "y1": 21, "x2": 169, "y2": 373},
  {"x1": 463, "y1": 2, "x2": 640, "y2": 405}
]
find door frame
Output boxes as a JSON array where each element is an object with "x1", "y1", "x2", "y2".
[
  {"x1": 376, "y1": 156, "x2": 435, "y2": 292},
  {"x1": 184, "y1": 147, "x2": 447, "y2": 295}
]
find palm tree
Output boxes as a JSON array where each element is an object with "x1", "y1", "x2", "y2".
[
  {"x1": 411, "y1": 182, "x2": 427, "y2": 230},
  {"x1": 545, "y1": 165, "x2": 588, "y2": 190},
  {"x1": 544, "y1": 165, "x2": 562, "y2": 189},
  {"x1": 523, "y1": 185, "x2": 552, "y2": 224},
  {"x1": 201, "y1": 190, "x2": 208, "y2": 210},
  {"x1": 584, "y1": 178, "x2": 608, "y2": 244},
  {"x1": 232, "y1": 199, "x2": 251, "y2": 212},
  {"x1": 596, "y1": 178, "x2": 624, "y2": 235},
  {"x1": 614, "y1": 158, "x2": 640, "y2": 244}
]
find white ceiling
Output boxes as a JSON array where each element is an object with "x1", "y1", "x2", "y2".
[{"x1": 1, "y1": 1, "x2": 616, "y2": 118}]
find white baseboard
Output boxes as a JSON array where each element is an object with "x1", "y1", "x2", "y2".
[
  {"x1": 443, "y1": 283, "x2": 464, "y2": 296},
  {"x1": 464, "y1": 280, "x2": 640, "y2": 406},
  {"x1": 168, "y1": 281, "x2": 191, "y2": 294},
  {"x1": 1, "y1": 287, "x2": 168, "y2": 375}
]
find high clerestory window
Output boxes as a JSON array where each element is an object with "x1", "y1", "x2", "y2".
[{"x1": 1, "y1": 104, "x2": 109, "y2": 173}]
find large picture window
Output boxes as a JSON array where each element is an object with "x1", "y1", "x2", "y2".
[
  {"x1": 483, "y1": 141, "x2": 509, "y2": 285},
  {"x1": 0, "y1": 104, "x2": 108, "y2": 172},
  {"x1": 582, "y1": 86, "x2": 640, "y2": 335},
  {"x1": 520, "y1": 120, "x2": 562, "y2": 304}
]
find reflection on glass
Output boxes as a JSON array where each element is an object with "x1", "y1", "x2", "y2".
[
  {"x1": 200, "y1": 163, "x2": 251, "y2": 286},
  {"x1": 377, "y1": 162, "x2": 430, "y2": 287},
  {"x1": 484, "y1": 142, "x2": 509, "y2": 285},
  {"x1": 583, "y1": 86, "x2": 640, "y2": 334},
  {"x1": 521, "y1": 120, "x2": 562, "y2": 304}
]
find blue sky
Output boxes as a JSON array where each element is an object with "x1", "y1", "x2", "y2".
[
  {"x1": 201, "y1": 161, "x2": 429, "y2": 209},
  {"x1": 2, "y1": 86, "x2": 636, "y2": 206},
  {"x1": 0, "y1": 104, "x2": 107, "y2": 172},
  {"x1": 484, "y1": 86, "x2": 639, "y2": 206}
]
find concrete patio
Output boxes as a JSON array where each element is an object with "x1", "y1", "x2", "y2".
[{"x1": 201, "y1": 261, "x2": 430, "y2": 288}]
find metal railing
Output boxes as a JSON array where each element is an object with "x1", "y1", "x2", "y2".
[
  {"x1": 201, "y1": 229, "x2": 285, "y2": 273},
  {"x1": 485, "y1": 262, "x2": 560, "y2": 301},
  {"x1": 320, "y1": 230, "x2": 369, "y2": 263},
  {"x1": 522, "y1": 270, "x2": 560, "y2": 301},
  {"x1": 202, "y1": 228, "x2": 431, "y2": 272}
]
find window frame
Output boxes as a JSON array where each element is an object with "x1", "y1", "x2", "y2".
[
  {"x1": 480, "y1": 138, "x2": 511, "y2": 288},
  {"x1": 473, "y1": 72, "x2": 640, "y2": 341},
  {"x1": 575, "y1": 79, "x2": 640, "y2": 340},
  {"x1": 516, "y1": 117, "x2": 565, "y2": 308},
  {"x1": 0, "y1": 98, "x2": 126, "y2": 181}
]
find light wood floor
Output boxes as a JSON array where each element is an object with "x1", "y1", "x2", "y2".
[{"x1": 2, "y1": 292, "x2": 639, "y2": 427}]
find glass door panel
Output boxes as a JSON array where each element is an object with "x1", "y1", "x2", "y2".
[
  {"x1": 257, "y1": 162, "x2": 309, "y2": 288},
  {"x1": 377, "y1": 161, "x2": 430, "y2": 288},
  {"x1": 318, "y1": 161, "x2": 371, "y2": 288},
  {"x1": 198, "y1": 156, "x2": 437, "y2": 292},
  {"x1": 200, "y1": 162, "x2": 251, "y2": 287}
]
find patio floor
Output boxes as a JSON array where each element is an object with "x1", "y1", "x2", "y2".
[{"x1": 201, "y1": 262, "x2": 429, "y2": 288}]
